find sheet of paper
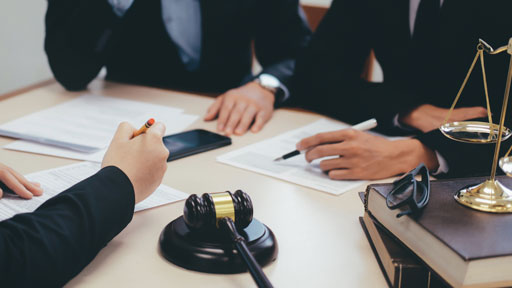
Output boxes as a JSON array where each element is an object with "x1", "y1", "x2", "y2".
[
  {"x1": 218, "y1": 119, "x2": 373, "y2": 195},
  {"x1": 3, "y1": 113, "x2": 199, "y2": 162},
  {"x1": 5, "y1": 143, "x2": 107, "y2": 162},
  {"x1": 0, "y1": 94, "x2": 188, "y2": 152},
  {"x1": 0, "y1": 162, "x2": 188, "y2": 221}
]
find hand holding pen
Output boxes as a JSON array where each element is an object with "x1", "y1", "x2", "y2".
[
  {"x1": 102, "y1": 119, "x2": 170, "y2": 204},
  {"x1": 284, "y1": 117, "x2": 431, "y2": 180},
  {"x1": 274, "y1": 119, "x2": 377, "y2": 162},
  {"x1": 0, "y1": 119, "x2": 157, "y2": 200}
]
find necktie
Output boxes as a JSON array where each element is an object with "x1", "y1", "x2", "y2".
[
  {"x1": 413, "y1": 0, "x2": 440, "y2": 51},
  {"x1": 409, "y1": 0, "x2": 441, "y2": 94}
]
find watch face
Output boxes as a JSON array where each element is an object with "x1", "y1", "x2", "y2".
[{"x1": 259, "y1": 74, "x2": 280, "y2": 89}]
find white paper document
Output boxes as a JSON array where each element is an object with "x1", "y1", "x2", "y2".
[
  {"x1": 0, "y1": 94, "x2": 193, "y2": 152},
  {"x1": 217, "y1": 119, "x2": 370, "y2": 195},
  {"x1": 5, "y1": 142, "x2": 107, "y2": 162},
  {"x1": 4, "y1": 113, "x2": 199, "y2": 162},
  {"x1": 0, "y1": 162, "x2": 188, "y2": 221}
]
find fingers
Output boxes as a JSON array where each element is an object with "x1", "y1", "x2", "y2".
[
  {"x1": 305, "y1": 143, "x2": 345, "y2": 162},
  {"x1": 318, "y1": 159, "x2": 360, "y2": 180},
  {"x1": 144, "y1": 122, "x2": 169, "y2": 161},
  {"x1": 24, "y1": 182, "x2": 43, "y2": 196},
  {"x1": 146, "y1": 122, "x2": 166, "y2": 138},
  {"x1": 224, "y1": 102, "x2": 248, "y2": 135},
  {"x1": 204, "y1": 97, "x2": 223, "y2": 121},
  {"x1": 451, "y1": 106, "x2": 488, "y2": 121},
  {"x1": 319, "y1": 157, "x2": 349, "y2": 171},
  {"x1": 327, "y1": 169, "x2": 352, "y2": 180},
  {"x1": 8, "y1": 168, "x2": 43, "y2": 196},
  {"x1": 297, "y1": 129, "x2": 357, "y2": 151},
  {"x1": 217, "y1": 96, "x2": 236, "y2": 132},
  {"x1": 113, "y1": 122, "x2": 136, "y2": 143},
  {"x1": 251, "y1": 110, "x2": 268, "y2": 133},
  {"x1": 0, "y1": 170, "x2": 34, "y2": 199},
  {"x1": 235, "y1": 106, "x2": 257, "y2": 135}
]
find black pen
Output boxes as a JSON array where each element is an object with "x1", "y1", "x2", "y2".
[{"x1": 273, "y1": 118, "x2": 378, "y2": 162}]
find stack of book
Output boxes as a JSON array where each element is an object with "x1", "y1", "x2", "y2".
[{"x1": 361, "y1": 176, "x2": 512, "y2": 288}]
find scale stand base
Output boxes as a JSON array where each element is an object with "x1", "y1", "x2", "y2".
[
  {"x1": 159, "y1": 216, "x2": 278, "y2": 274},
  {"x1": 455, "y1": 179, "x2": 512, "y2": 213}
]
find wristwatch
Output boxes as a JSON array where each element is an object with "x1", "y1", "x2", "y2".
[{"x1": 254, "y1": 74, "x2": 286, "y2": 103}]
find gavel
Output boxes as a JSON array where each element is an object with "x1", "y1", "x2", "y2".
[{"x1": 184, "y1": 190, "x2": 273, "y2": 288}]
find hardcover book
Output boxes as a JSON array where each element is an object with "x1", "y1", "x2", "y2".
[
  {"x1": 359, "y1": 214, "x2": 448, "y2": 288},
  {"x1": 358, "y1": 192, "x2": 447, "y2": 288},
  {"x1": 364, "y1": 176, "x2": 512, "y2": 287}
]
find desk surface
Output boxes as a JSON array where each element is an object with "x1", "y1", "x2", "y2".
[{"x1": 0, "y1": 80, "x2": 387, "y2": 287}]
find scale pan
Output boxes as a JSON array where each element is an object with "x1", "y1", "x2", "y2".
[
  {"x1": 500, "y1": 157, "x2": 512, "y2": 177},
  {"x1": 439, "y1": 121, "x2": 512, "y2": 143}
]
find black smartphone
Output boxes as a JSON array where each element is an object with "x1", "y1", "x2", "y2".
[{"x1": 163, "y1": 129, "x2": 231, "y2": 162}]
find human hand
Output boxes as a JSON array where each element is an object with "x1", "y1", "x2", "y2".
[
  {"x1": 400, "y1": 104, "x2": 487, "y2": 133},
  {"x1": 0, "y1": 163, "x2": 43, "y2": 199},
  {"x1": 296, "y1": 129, "x2": 439, "y2": 180},
  {"x1": 204, "y1": 82, "x2": 275, "y2": 136},
  {"x1": 102, "y1": 122, "x2": 169, "y2": 203}
]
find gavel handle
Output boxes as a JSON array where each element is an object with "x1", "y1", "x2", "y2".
[{"x1": 219, "y1": 218, "x2": 273, "y2": 288}]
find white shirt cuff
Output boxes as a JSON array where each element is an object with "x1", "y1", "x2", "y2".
[
  {"x1": 393, "y1": 113, "x2": 401, "y2": 128},
  {"x1": 432, "y1": 151, "x2": 449, "y2": 175},
  {"x1": 258, "y1": 73, "x2": 290, "y2": 103},
  {"x1": 279, "y1": 82, "x2": 290, "y2": 103}
]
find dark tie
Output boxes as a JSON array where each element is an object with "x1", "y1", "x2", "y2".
[
  {"x1": 413, "y1": 0, "x2": 441, "y2": 50},
  {"x1": 409, "y1": 0, "x2": 441, "y2": 97}
]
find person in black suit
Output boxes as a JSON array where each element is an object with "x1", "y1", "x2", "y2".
[
  {"x1": 0, "y1": 121, "x2": 169, "y2": 287},
  {"x1": 44, "y1": 0, "x2": 311, "y2": 136},
  {"x1": 291, "y1": 0, "x2": 512, "y2": 179}
]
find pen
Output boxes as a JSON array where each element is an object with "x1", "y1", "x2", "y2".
[
  {"x1": 273, "y1": 118, "x2": 378, "y2": 162},
  {"x1": 133, "y1": 118, "x2": 155, "y2": 137}
]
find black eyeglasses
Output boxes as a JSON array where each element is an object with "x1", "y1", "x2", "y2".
[{"x1": 386, "y1": 163, "x2": 430, "y2": 218}]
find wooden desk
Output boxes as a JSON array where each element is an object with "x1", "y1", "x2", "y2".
[{"x1": 0, "y1": 80, "x2": 387, "y2": 287}]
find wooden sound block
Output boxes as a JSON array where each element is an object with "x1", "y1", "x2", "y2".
[{"x1": 159, "y1": 216, "x2": 278, "y2": 274}]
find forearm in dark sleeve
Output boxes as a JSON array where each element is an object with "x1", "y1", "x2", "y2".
[
  {"x1": 416, "y1": 128, "x2": 511, "y2": 179},
  {"x1": 291, "y1": 0, "x2": 422, "y2": 131},
  {"x1": 0, "y1": 166, "x2": 135, "y2": 287},
  {"x1": 45, "y1": 0, "x2": 121, "y2": 91}
]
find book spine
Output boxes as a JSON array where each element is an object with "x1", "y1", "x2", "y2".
[
  {"x1": 365, "y1": 186, "x2": 451, "y2": 288},
  {"x1": 364, "y1": 185, "x2": 371, "y2": 211},
  {"x1": 393, "y1": 263, "x2": 431, "y2": 288}
]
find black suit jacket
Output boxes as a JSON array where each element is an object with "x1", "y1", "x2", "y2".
[
  {"x1": 292, "y1": 0, "x2": 512, "y2": 178},
  {"x1": 45, "y1": 0, "x2": 311, "y2": 94},
  {"x1": 0, "y1": 166, "x2": 134, "y2": 287}
]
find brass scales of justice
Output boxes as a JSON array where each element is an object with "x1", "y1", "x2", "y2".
[{"x1": 439, "y1": 37, "x2": 512, "y2": 213}]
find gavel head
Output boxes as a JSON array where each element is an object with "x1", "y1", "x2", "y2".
[{"x1": 183, "y1": 190, "x2": 253, "y2": 231}]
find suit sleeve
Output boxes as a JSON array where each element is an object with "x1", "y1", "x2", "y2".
[
  {"x1": 252, "y1": 0, "x2": 312, "y2": 100},
  {"x1": 416, "y1": 128, "x2": 512, "y2": 179},
  {"x1": 0, "y1": 166, "x2": 135, "y2": 287},
  {"x1": 45, "y1": 0, "x2": 122, "y2": 91},
  {"x1": 291, "y1": 0, "x2": 417, "y2": 130},
  {"x1": 416, "y1": 3, "x2": 512, "y2": 178}
]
